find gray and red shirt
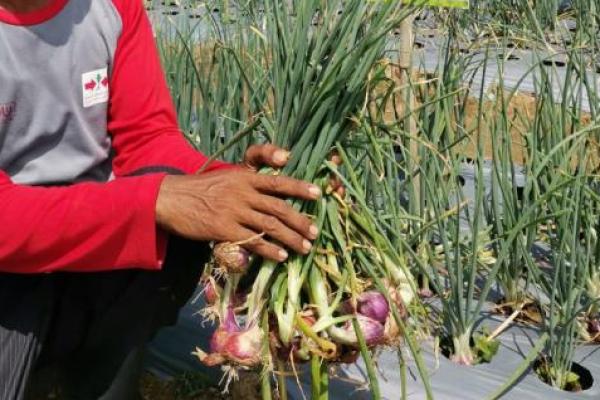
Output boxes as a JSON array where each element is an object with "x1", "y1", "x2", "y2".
[{"x1": 0, "y1": 0, "x2": 229, "y2": 273}]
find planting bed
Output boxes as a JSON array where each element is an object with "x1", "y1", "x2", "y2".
[{"x1": 286, "y1": 304, "x2": 600, "y2": 399}]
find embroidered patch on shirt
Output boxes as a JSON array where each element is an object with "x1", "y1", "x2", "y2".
[
  {"x1": 0, "y1": 101, "x2": 16, "y2": 122},
  {"x1": 82, "y1": 68, "x2": 109, "y2": 108}
]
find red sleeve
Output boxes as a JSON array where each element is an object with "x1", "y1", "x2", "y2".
[
  {"x1": 108, "y1": 0, "x2": 232, "y2": 175},
  {"x1": 0, "y1": 171, "x2": 167, "y2": 274}
]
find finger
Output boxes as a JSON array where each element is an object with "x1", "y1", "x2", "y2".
[
  {"x1": 243, "y1": 144, "x2": 290, "y2": 171},
  {"x1": 253, "y1": 195, "x2": 318, "y2": 240},
  {"x1": 252, "y1": 174, "x2": 322, "y2": 200},
  {"x1": 232, "y1": 225, "x2": 289, "y2": 262},
  {"x1": 242, "y1": 211, "x2": 312, "y2": 255}
]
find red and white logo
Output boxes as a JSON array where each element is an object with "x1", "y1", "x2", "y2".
[
  {"x1": 82, "y1": 68, "x2": 109, "y2": 108},
  {"x1": 0, "y1": 101, "x2": 16, "y2": 122}
]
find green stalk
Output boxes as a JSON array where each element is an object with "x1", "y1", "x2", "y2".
[
  {"x1": 275, "y1": 359, "x2": 288, "y2": 400},
  {"x1": 246, "y1": 261, "x2": 278, "y2": 322},
  {"x1": 278, "y1": 256, "x2": 303, "y2": 345},
  {"x1": 261, "y1": 312, "x2": 273, "y2": 400},
  {"x1": 352, "y1": 317, "x2": 382, "y2": 399},
  {"x1": 310, "y1": 355, "x2": 328, "y2": 400},
  {"x1": 399, "y1": 350, "x2": 408, "y2": 400},
  {"x1": 451, "y1": 329, "x2": 475, "y2": 365}
]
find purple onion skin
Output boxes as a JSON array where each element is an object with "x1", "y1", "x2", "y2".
[
  {"x1": 214, "y1": 243, "x2": 250, "y2": 273},
  {"x1": 224, "y1": 325, "x2": 263, "y2": 365},
  {"x1": 356, "y1": 315, "x2": 385, "y2": 346},
  {"x1": 222, "y1": 307, "x2": 240, "y2": 332},
  {"x1": 209, "y1": 307, "x2": 240, "y2": 353},
  {"x1": 210, "y1": 327, "x2": 229, "y2": 354},
  {"x1": 203, "y1": 327, "x2": 262, "y2": 367},
  {"x1": 201, "y1": 279, "x2": 219, "y2": 305},
  {"x1": 356, "y1": 291, "x2": 390, "y2": 324},
  {"x1": 337, "y1": 315, "x2": 385, "y2": 347},
  {"x1": 237, "y1": 248, "x2": 250, "y2": 268},
  {"x1": 204, "y1": 309, "x2": 262, "y2": 367},
  {"x1": 337, "y1": 292, "x2": 388, "y2": 346},
  {"x1": 340, "y1": 291, "x2": 390, "y2": 325}
]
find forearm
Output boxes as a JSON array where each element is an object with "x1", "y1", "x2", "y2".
[
  {"x1": 0, "y1": 172, "x2": 167, "y2": 273},
  {"x1": 112, "y1": 128, "x2": 233, "y2": 177}
]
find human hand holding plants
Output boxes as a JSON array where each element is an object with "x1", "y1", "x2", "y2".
[{"x1": 155, "y1": 144, "x2": 321, "y2": 263}]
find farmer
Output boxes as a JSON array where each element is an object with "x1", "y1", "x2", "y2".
[{"x1": 0, "y1": 0, "x2": 321, "y2": 398}]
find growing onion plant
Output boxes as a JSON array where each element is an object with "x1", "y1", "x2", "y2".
[
  {"x1": 527, "y1": 42, "x2": 600, "y2": 390},
  {"x1": 388, "y1": 37, "x2": 505, "y2": 366},
  {"x1": 581, "y1": 188, "x2": 600, "y2": 342},
  {"x1": 480, "y1": 51, "x2": 557, "y2": 313},
  {"x1": 536, "y1": 173, "x2": 593, "y2": 391}
]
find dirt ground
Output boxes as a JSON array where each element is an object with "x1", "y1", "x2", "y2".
[
  {"x1": 140, "y1": 372, "x2": 231, "y2": 400},
  {"x1": 140, "y1": 371, "x2": 262, "y2": 400},
  {"x1": 30, "y1": 371, "x2": 261, "y2": 400},
  {"x1": 385, "y1": 68, "x2": 595, "y2": 166},
  {"x1": 385, "y1": 69, "x2": 600, "y2": 167}
]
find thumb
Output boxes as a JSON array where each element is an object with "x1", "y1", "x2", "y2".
[{"x1": 243, "y1": 144, "x2": 290, "y2": 171}]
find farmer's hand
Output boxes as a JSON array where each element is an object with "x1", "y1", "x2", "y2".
[
  {"x1": 241, "y1": 143, "x2": 291, "y2": 171},
  {"x1": 155, "y1": 145, "x2": 320, "y2": 262},
  {"x1": 242, "y1": 144, "x2": 345, "y2": 195}
]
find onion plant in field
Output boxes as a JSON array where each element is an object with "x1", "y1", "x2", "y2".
[
  {"x1": 388, "y1": 38, "x2": 505, "y2": 366},
  {"x1": 473, "y1": 12, "x2": 600, "y2": 320},
  {"x1": 419, "y1": 147, "x2": 498, "y2": 366},
  {"x1": 436, "y1": 0, "x2": 598, "y2": 57},
  {"x1": 535, "y1": 173, "x2": 596, "y2": 391},
  {"x1": 580, "y1": 187, "x2": 600, "y2": 342},
  {"x1": 524, "y1": 39, "x2": 600, "y2": 390},
  {"x1": 481, "y1": 54, "x2": 552, "y2": 313}
]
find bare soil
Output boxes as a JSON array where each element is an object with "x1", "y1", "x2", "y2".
[
  {"x1": 140, "y1": 371, "x2": 262, "y2": 400},
  {"x1": 31, "y1": 371, "x2": 262, "y2": 400},
  {"x1": 384, "y1": 68, "x2": 596, "y2": 168}
]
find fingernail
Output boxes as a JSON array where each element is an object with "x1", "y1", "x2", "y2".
[
  {"x1": 309, "y1": 224, "x2": 319, "y2": 238},
  {"x1": 303, "y1": 240, "x2": 312, "y2": 252},
  {"x1": 273, "y1": 150, "x2": 290, "y2": 164},
  {"x1": 278, "y1": 249, "x2": 289, "y2": 261},
  {"x1": 309, "y1": 185, "x2": 322, "y2": 198}
]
